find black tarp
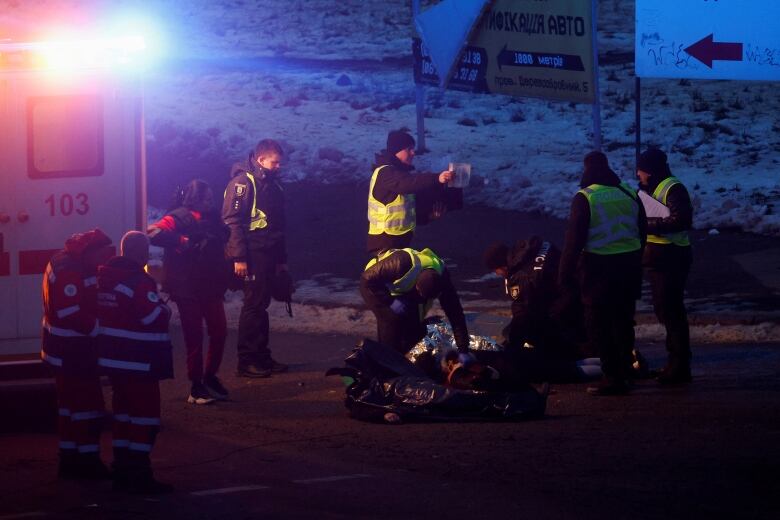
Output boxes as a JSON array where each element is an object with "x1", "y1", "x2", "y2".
[{"x1": 327, "y1": 339, "x2": 548, "y2": 424}]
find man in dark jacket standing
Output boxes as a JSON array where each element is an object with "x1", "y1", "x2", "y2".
[
  {"x1": 559, "y1": 152, "x2": 647, "y2": 395},
  {"x1": 222, "y1": 139, "x2": 289, "y2": 378},
  {"x1": 367, "y1": 130, "x2": 455, "y2": 256},
  {"x1": 637, "y1": 148, "x2": 693, "y2": 384},
  {"x1": 360, "y1": 247, "x2": 470, "y2": 356}
]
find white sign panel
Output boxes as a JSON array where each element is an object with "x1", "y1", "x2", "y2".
[{"x1": 636, "y1": 0, "x2": 780, "y2": 80}]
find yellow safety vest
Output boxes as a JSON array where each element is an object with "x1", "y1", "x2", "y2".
[
  {"x1": 364, "y1": 247, "x2": 444, "y2": 296},
  {"x1": 647, "y1": 177, "x2": 690, "y2": 246},
  {"x1": 367, "y1": 165, "x2": 416, "y2": 236},
  {"x1": 245, "y1": 172, "x2": 268, "y2": 231},
  {"x1": 578, "y1": 183, "x2": 641, "y2": 255}
]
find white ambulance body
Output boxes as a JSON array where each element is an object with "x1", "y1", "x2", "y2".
[{"x1": 0, "y1": 37, "x2": 147, "y2": 379}]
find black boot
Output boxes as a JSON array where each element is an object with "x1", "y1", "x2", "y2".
[
  {"x1": 57, "y1": 449, "x2": 79, "y2": 479},
  {"x1": 75, "y1": 453, "x2": 112, "y2": 480},
  {"x1": 114, "y1": 451, "x2": 173, "y2": 494}
]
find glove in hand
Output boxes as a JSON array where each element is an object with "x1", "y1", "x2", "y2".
[{"x1": 389, "y1": 299, "x2": 407, "y2": 315}]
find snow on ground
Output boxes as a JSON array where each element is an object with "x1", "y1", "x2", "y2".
[
  {"x1": 5, "y1": 0, "x2": 778, "y2": 233},
  {"x1": 8, "y1": 1, "x2": 779, "y2": 342}
]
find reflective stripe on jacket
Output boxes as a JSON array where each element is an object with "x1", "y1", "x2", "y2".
[
  {"x1": 96, "y1": 259, "x2": 173, "y2": 380},
  {"x1": 367, "y1": 165, "x2": 416, "y2": 236},
  {"x1": 40, "y1": 252, "x2": 100, "y2": 373},
  {"x1": 647, "y1": 177, "x2": 690, "y2": 246},
  {"x1": 365, "y1": 247, "x2": 444, "y2": 295},
  {"x1": 245, "y1": 172, "x2": 269, "y2": 231},
  {"x1": 578, "y1": 183, "x2": 642, "y2": 255}
]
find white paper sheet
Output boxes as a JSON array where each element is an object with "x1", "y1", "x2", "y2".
[{"x1": 638, "y1": 190, "x2": 670, "y2": 218}]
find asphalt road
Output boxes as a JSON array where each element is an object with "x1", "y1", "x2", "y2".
[{"x1": 1, "y1": 324, "x2": 779, "y2": 520}]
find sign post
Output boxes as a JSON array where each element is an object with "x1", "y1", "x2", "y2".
[{"x1": 412, "y1": 0, "x2": 426, "y2": 153}]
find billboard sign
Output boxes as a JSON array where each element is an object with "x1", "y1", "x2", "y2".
[
  {"x1": 413, "y1": 0, "x2": 597, "y2": 104},
  {"x1": 636, "y1": 0, "x2": 780, "y2": 80}
]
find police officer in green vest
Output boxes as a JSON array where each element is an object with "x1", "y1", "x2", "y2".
[
  {"x1": 367, "y1": 130, "x2": 455, "y2": 256},
  {"x1": 360, "y1": 247, "x2": 470, "y2": 356},
  {"x1": 223, "y1": 139, "x2": 289, "y2": 378},
  {"x1": 559, "y1": 152, "x2": 647, "y2": 396},
  {"x1": 637, "y1": 148, "x2": 693, "y2": 384}
]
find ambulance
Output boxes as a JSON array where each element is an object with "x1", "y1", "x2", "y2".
[{"x1": 0, "y1": 33, "x2": 148, "y2": 383}]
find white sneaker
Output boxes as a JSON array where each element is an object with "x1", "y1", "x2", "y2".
[{"x1": 187, "y1": 382, "x2": 216, "y2": 405}]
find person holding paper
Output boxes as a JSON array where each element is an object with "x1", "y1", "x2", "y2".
[
  {"x1": 637, "y1": 148, "x2": 693, "y2": 385},
  {"x1": 366, "y1": 130, "x2": 457, "y2": 256}
]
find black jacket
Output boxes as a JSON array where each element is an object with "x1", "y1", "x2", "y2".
[
  {"x1": 559, "y1": 166, "x2": 647, "y2": 304},
  {"x1": 222, "y1": 155, "x2": 287, "y2": 264},
  {"x1": 360, "y1": 250, "x2": 469, "y2": 351},
  {"x1": 366, "y1": 152, "x2": 441, "y2": 254},
  {"x1": 148, "y1": 207, "x2": 230, "y2": 299}
]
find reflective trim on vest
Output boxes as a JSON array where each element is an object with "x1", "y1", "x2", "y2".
[
  {"x1": 98, "y1": 357, "x2": 151, "y2": 372},
  {"x1": 41, "y1": 351, "x2": 63, "y2": 367},
  {"x1": 100, "y1": 327, "x2": 170, "y2": 342},
  {"x1": 367, "y1": 165, "x2": 416, "y2": 236},
  {"x1": 365, "y1": 247, "x2": 444, "y2": 296},
  {"x1": 578, "y1": 183, "x2": 641, "y2": 255},
  {"x1": 42, "y1": 318, "x2": 90, "y2": 338},
  {"x1": 246, "y1": 172, "x2": 269, "y2": 231},
  {"x1": 647, "y1": 177, "x2": 691, "y2": 246}
]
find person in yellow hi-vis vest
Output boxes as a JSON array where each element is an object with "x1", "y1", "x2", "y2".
[
  {"x1": 222, "y1": 139, "x2": 290, "y2": 379},
  {"x1": 559, "y1": 152, "x2": 647, "y2": 396},
  {"x1": 360, "y1": 247, "x2": 470, "y2": 358},
  {"x1": 367, "y1": 130, "x2": 455, "y2": 256},
  {"x1": 637, "y1": 148, "x2": 693, "y2": 385}
]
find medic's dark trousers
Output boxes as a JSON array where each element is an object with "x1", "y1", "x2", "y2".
[
  {"x1": 176, "y1": 296, "x2": 227, "y2": 382},
  {"x1": 110, "y1": 378, "x2": 161, "y2": 472},
  {"x1": 55, "y1": 373, "x2": 104, "y2": 457}
]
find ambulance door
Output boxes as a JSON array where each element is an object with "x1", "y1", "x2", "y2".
[
  {"x1": 11, "y1": 72, "x2": 141, "y2": 338},
  {"x1": 0, "y1": 75, "x2": 18, "y2": 339}
]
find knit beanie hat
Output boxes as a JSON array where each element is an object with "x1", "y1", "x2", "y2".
[
  {"x1": 386, "y1": 130, "x2": 415, "y2": 156},
  {"x1": 637, "y1": 148, "x2": 671, "y2": 179}
]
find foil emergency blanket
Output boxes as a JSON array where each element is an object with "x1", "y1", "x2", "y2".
[{"x1": 406, "y1": 320, "x2": 503, "y2": 364}]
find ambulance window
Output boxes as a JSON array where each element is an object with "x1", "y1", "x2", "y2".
[{"x1": 27, "y1": 96, "x2": 104, "y2": 178}]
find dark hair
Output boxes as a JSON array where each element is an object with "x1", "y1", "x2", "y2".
[
  {"x1": 254, "y1": 139, "x2": 284, "y2": 159},
  {"x1": 482, "y1": 242, "x2": 509, "y2": 271},
  {"x1": 182, "y1": 179, "x2": 213, "y2": 210}
]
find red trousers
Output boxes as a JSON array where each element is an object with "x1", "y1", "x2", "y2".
[
  {"x1": 55, "y1": 373, "x2": 104, "y2": 454},
  {"x1": 111, "y1": 377, "x2": 161, "y2": 464},
  {"x1": 176, "y1": 296, "x2": 227, "y2": 382}
]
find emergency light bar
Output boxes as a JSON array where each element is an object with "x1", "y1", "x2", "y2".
[{"x1": 0, "y1": 35, "x2": 148, "y2": 72}]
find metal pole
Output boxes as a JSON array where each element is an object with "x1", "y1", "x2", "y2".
[
  {"x1": 591, "y1": 0, "x2": 601, "y2": 151},
  {"x1": 635, "y1": 76, "x2": 641, "y2": 169},
  {"x1": 413, "y1": 0, "x2": 426, "y2": 153}
]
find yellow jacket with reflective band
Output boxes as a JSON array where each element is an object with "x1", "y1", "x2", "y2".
[
  {"x1": 647, "y1": 177, "x2": 690, "y2": 246},
  {"x1": 578, "y1": 183, "x2": 642, "y2": 255},
  {"x1": 364, "y1": 247, "x2": 444, "y2": 296},
  {"x1": 245, "y1": 172, "x2": 268, "y2": 231},
  {"x1": 367, "y1": 165, "x2": 416, "y2": 236}
]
